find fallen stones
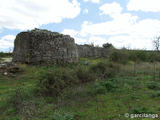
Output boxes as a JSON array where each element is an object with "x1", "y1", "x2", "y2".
[
  {"x1": 0, "y1": 62, "x2": 21, "y2": 76},
  {"x1": 7, "y1": 66, "x2": 21, "y2": 74}
]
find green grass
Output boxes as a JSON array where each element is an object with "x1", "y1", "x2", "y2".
[{"x1": 0, "y1": 58, "x2": 160, "y2": 120}]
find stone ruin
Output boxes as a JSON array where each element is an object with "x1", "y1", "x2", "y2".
[
  {"x1": 13, "y1": 29, "x2": 79, "y2": 63},
  {"x1": 13, "y1": 29, "x2": 110, "y2": 64},
  {"x1": 77, "y1": 44, "x2": 109, "y2": 58}
]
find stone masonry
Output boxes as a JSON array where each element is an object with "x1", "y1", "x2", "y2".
[
  {"x1": 77, "y1": 44, "x2": 109, "y2": 58},
  {"x1": 12, "y1": 29, "x2": 79, "y2": 63}
]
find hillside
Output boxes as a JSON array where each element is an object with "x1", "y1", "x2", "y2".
[{"x1": 0, "y1": 54, "x2": 160, "y2": 120}]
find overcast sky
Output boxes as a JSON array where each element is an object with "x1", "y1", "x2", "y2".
[{"x1": 0, "y1": 0, "x2": 160, "y2": 52}]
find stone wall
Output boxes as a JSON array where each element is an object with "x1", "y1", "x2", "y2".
[
  {"x1": 13, "y1": 29, "x2": 79, "y2": 63},
  {"x1": 77, "y1": 44, "x2": 109, "y2": 58}
]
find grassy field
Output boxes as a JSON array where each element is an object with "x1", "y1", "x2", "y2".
[{"x1": 0, "y1": 58, "x2": 160, "y2": 120}]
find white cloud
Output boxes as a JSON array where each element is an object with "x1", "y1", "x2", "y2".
[
  {"x1": 74, "y1": 37, "x2": 87, "y2": 44},
  {"x1": 80, "y1": 18, "x2": 160, "y2": 49},
  {"x1": 62, "y1": 29, "x2": 78, "y2": 38},
  {"x1": 0, "y1": 0, "x2": 80, "y2": 30},
  {"x1": 83, "y1": 8, "x2": 89, "y2": 14},
  {"x1": 88, "y1": 36, "x2": 107, "y2": 46},
  {"x1": 62, "y1": 29, "x2": 88, "y2": 44},
  {"x1": 62, "y1": 2, "x2": 160, "y2": 50},
  {"x1": 127, "y1": 0, "x2": 160, "y2": 12},
  {"x1": 99, "y1": 2, "x2": 122, "y2": 18},
  {"x1": 84, "y1": 0, "x2": 100, "y2": 3},
  {"x1": 80, "y1": 13, "x2": 138, "y2": 36},
  {"x1": 62, "y1": 28, "x2": 108, "y2": 46},
  {"x1": 0, "y1": 35, "x2": 16, "y2": 50},
  {"x1": 107, "y1": 35, "x2": 153, "y2": 50}
]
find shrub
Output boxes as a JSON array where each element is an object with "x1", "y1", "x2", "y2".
[
  {"x1": 109, "y1": 50, "x2": 129, "y2": 64},
  {"x1": 92, "y1": 82, "x2": 106, "y2": 94},
  {"x1": 0, "y1": 52, "x2": 6, "y2": 57},
  {"x1": 52, "y1": 112, "x2": 74, "y2": 120},
  {"x1": 1, "y1": 86, "x2": 35, "y2": 117},
  {"x1": 91, "y1": 79, "x2": 119, "y2": 95},
  {"x1": 36, "y1": 67, "x2": 77, "y2": 96},
  {"x1": 103, "y1": 81, "x2": 118, "y2": 92},
  {"x1": 90, "y1": 62, "x2": 119, "y2": 79},
  {"x1": 132, "y1": 50, "x2": 149, "y2": 62},
  {"x1": 102, "y1": 78, "x2": 120, "y2": 91},
  {"x1": 90, "y1": 62, "x2": 107, "y2": 74},
  {"x1": 0, "y1": 52, "x2": 12, "y2": 58},
  {"x1": 128, "y1": 51, "x2": 138, "y2": 62},
  {"x1": 103, "y1": 43, "x2": 114, "y2": 49},
  {"x1": 104, "y1": 62, "x2": 120, "y2": 78},
  {"x1": 147, "y1": 81, "x2": 160, "y2": 90},
  {"x1": 109, "y1": 49, "x2": 151, "y2": 63},
  {"x1": 150, "y1": 91, "x2": 160, "y2": 98},
  {"x1": 130, "y1": 106, "x2": 153, "y2": 114},
  {"x1": 8, "y1": 86, "x2": 34, "y2": 107},
  {"x1": 149, "y1": 52, "x2": 160, "y2": 62},
  {"x1": 76, "y1": 65, "x2": 95, "y2": 83}
]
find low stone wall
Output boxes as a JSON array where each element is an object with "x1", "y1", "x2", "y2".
[
  {"x1": 13, "y1": 29, "x2": 79, "y2": 63},
  {"x1": 77, "y1": 44, "x2": 109, "y2": 58}
]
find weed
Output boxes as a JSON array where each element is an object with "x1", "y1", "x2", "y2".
[
  {"x1": 7, "y1": 86, "x2": 34, "y2": 109},
  {"x1": 103, "y1": 80, "x2": 119, "y2": 92},
  {"x1": 92, "y1": 82, "x2": 106, "y2": 94},
  {"x1": 109, "y1": 50, "x2": 129, "y2": 64},
  {"x1": 147, "y1": 81, "x2": 160, "y2": 90},
  {"x1": 76, "y1": 65, "x2": 95, "y2": 83},
  {"x1": 36, "y1": 67, "x2": 77, "y2": 96},
  {"x1": 130, "y1": 106, "x2": 153, "y2": 114},
  {"x1": 90, "y1": 62, "x2": 119, "y2": 79},
  {"x1": 90, "y1": 62, "x2": 107, "y2": 74},
  {"x1": 52, "y1": 111, "x2": 74, "y2": 120},
  {"x1": 90, "y1": 79, "x2": 119, "y2": 95},
  {"x1": 150, "y1": 91, "x2": 160, "y2": 98}
]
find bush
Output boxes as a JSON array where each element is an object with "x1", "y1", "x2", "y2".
[
  {"x1": 52, "y1": 112, "x2": 74, "y2": 120},
  {"x1": 0, "y1": 52, "x2": 12, "y2": 58},
  {"x1": 136, "y1": 51, "x2": 149, "y2": 62},
  {"x1": 147, "y1": 81, "x2": 160, "y2": 90},
  {"x1": 104, "y1": 62, "x2": 120, "y2": 78},
  {"x1": 129, "y1": 50, "x2": 149, "y2": 62},
  {"x1": 109, "y1": 50, "x2": 129, "y2": 64},
  {"x1": 103, "y1": 43, "x2": 114, "y2": 49},
  {"x1": 90, "y1": 62, "x2": 107, "y2": 74},
  {"x1": 0, "y1": 52, "x2": 6, "y2": 57},
  {"x1": 150, "y1": 91, "x2": 160, "y2": 98},
  {"x1": 91, "y1": 79, "x2": 119, "y2": 95},
  {"x1": 128, "y1": 51, "x2": 138, "y2": 62},
  {"x1": 0, "y1": 86, "x2": 35, "y2": 118},
  {"x1": 103, "y1": 81, "x2": 118, "y2": 92},
  {"x1": 109, "y1": 49, "x2": 151, "y2": 63},
  {"x1": 36, "y1": 67, "x2": 77, "y2": 96},
  {"x1": 8, "y1": 86, "x2": 34, "y2": 107},
  {"x1": 149, "y1": 52, "x2": 160, "y2": 62},
  {"x1": 76, "y1": 65, "x2": 95, "y2": 83},
  {"x1": 90, "y1": 62, "x2": 119, "y2": 79},
  {"x1": 92, "y1": 82, "x2": 106, "y2": 94},
  {"x1": 130, "y1": 106, "x2": 153, "y2": 114}
]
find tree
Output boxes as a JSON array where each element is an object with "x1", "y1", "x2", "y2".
[
  {"x1": 103, "y1": 43, "x2": 114, "y2": 49},
  {"x1": 153, "y1": 36, "x2": 160, "y2": 51}
]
